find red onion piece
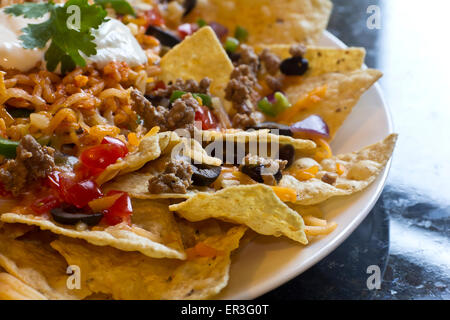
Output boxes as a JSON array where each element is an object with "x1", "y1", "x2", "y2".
[
  {"x1": 290, "y1": 115, "x2": 330, "y2": 139},
  {"x1": 208, "y1": 22, "x2": 228, "y2": 40}
]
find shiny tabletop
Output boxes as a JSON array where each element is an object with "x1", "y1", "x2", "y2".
[{"x1": 259, "y1": 0, "x2": 450, "y2": 300}]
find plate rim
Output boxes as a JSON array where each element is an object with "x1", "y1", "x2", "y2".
[{"x1": 224, "y1": 30, "x2": 395, "y2": 300}]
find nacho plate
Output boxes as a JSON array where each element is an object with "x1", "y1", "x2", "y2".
[
  {"x1": 216, "y1": 31, "x2": 394, "y2": 299},
  {"x1": 0, "y1": 0, "x2": 395, "y2": 301}
]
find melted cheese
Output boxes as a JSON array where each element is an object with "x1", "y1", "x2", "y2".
[{"x1": 0, "y1": 10, "x2": 147, "y2": 72}]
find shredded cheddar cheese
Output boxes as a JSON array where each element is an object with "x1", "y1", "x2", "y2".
[
  {"x1": 277, "y1": 85, "x2": 327, "y2": 123},
  {"x1": 290, "y1": 165, "x2": 319, "y2": 181},
  {"x1": 271, "y1": 186, "x2": 298, "y2": 203}
]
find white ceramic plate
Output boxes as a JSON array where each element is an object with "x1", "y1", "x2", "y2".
[{"x1": 217, "y1": 31, "x2": 394, "y2": 300}]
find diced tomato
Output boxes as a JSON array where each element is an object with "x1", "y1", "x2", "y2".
[
  {"x1": 102, "y1": 191, "x2": 132, "y2": 226},
  {"x1": 31, "y1": 195, "x2": 61, "y2": 215},
  {"x1": 101, "y1": 136, "x2": 128, "y2": 155},
  {"x1": 79, "y1": 136, "x2": 128, "y2": 175},
  {"x1": 178, "y1": 23, "x2": 198, "y2": 39},
  {"x1": 62, "y1": 178, "x2": 103, "y2": 209},
  {"x1": 195, "y1": 106, "x2": 219, "y2": 130},
  {"x1": 153, "y1": 80, "x2": 166, "y2": 91},
  {"x1": 143, "y1": 8, "x2": 164, "y2": 28}
]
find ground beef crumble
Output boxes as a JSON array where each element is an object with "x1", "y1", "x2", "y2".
[
  {"x1": 148, "y1": 160, "x2": 193, "y2": 194},
  {"x1": 131, "y1": 89, "x2": 199, "y2": 133},
  {"x1": 260, "y1": 49, "x2": 281, "y2": 75},
  {"x1": 290, "y1": 44, "x2": 307, "y2": 57},
  {"x1": 0, "y1": 135, "x2": 55, "y2": 195},
  {"x1": 154, "y1": 78, "x2": 211, "y2": 99},
  {"x1": 321, "y1": 172, "x2": 338, "y2": 185}
]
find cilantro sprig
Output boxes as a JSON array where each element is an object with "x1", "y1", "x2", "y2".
[{"x1": 4, "y1": 0, "x2": 135, "y2": 74}]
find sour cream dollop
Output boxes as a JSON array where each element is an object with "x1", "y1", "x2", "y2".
[
  {"x1": 0, "y1": 10, "x2": 47, "y2": 72},
  {"x1": 0, "y1": 10, "x2": 147, "y2": 72},
  {"x1": 85, "y1": 18, "x2": 148, "y2": 69}
]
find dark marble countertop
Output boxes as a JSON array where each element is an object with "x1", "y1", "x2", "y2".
[{"x1": 260, "y1": 0, "x2": 450, "y2": 300}]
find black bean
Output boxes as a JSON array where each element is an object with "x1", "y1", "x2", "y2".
[
  {"x1": 191, "y1": 164, "x2": 222, "y2": 186},
  {"x1": 280, "y1": 56, "x2": 309, "y2": 76},
  {"x1": 50, "y1": 208, "x2": 103, "y2": 226},
  {"x1": 183, "y1": 0, "x2": 197, "y2": 16},
  {"x1": 278, "y1": 144, "x2": 295, "y2": 167},
  {"x1": 246, "y1": 122, "x2": 293, "y2": 137},
  {"x1": 146, "y1": 25, "x2": 181, "y2": 47}
]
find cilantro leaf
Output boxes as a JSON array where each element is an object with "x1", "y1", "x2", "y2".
[
  {"x1": 94, "y1": 0, "x2": 135, "y2": 16},
  {"x1": 5, "y1": 0, "x2": 109, "y2": 73},
  {"x1": 4, "y1": 2, "x2": 54, "y2": 18},
  {"x1": 19, "y1": 20, "x2": 53, "y2": 49}
]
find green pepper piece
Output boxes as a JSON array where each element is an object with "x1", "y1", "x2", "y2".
[
  {"x1": 224, "y1": 37, "x2": 239, "y2": 53},
  {"x1": 169, "y1": 90, "x2": 187, "y2": 102},
  {"x1": 170, "y1": 91, "x2": 212, "y2": 108},
  {"x1": 197, "y1": 19, "x2": 207, "y2": 28},
  {"x1": 0, "y1": 138, "x2": 19, "y2": 159},
  {"x1": 272, "y1": 92, "x2": 292, "y2": 114},
  {"x1": 257, "y1": 97, "x2": 277, "y2": 117},
  {"x1": 234, "y1": 26, "x2": 248, "y2": 42},
  {"x1": 193, "y1": 93, "x2": 212, "y2": 108}
]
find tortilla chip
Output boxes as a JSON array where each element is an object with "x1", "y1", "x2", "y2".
[
  {"x1": 169, "y1": 184, "x2": 308, "y2": 244},
  {"x1": 96, "y1": 132, "x2": 175, "y2": 185},
  {"x1": 102, "y1": 171, "x2": 207, "y2": 199},
  {"x1": 160, "y1": 26, "x2": 233, "y2": 102},
  {"x1": 51, "y1": 226, "x2": 247, "y2": 300},
  {"x1": 279, "y1": 134, "x2": 398, "y2": 205},
  {"x1": 131, "y1": 199, "x2": 185, "y2": 253},
  {"x1": 1, "y1": 213, "x2": 186, "y2": 260},
  {"x1": 284, "y1": 69, "x2": 383, "y2": 139},
  {"x1": 174, "y1": 137, "x2": 223, "y2": 166},
  {"x1": 187, "y1": 0, "x2": 333, "y2": 45},
  {"x1": 0, "y1": 273, "x2": 48, "y2": 300},
  {"x1": 200, "y1": 129, "x2": 316, "y2": 151},
  {"x1": 0, "y1": 222, "x2": 35, "y2": 239},
  {"x1": 0, "y1": 232, "x2": 91, "y2": 299},
  {"x1": 254, "y1": 45, "x2": 366, "y2": 76}
]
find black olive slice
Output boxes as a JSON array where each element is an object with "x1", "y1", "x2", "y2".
[
  {"x1": 241, "y1": 164, "x2": 283, "y2": 184},
  {"x1": 240, "y1": 164, "x2": 264, "y2": 183},
  {"x1": 191, "y1": 164, "x2": 222, "y2": 186},
  {"x1": 280, "y1": 56, "x2": 309, "y2": 76},
  {"x1": 278, "y1": 144, "x2": 295, "y2": 168},
  {"x1": 183, "y1": 0, "x2": 197, "y2": 16},
  {"x1": 50, "y1": 208, "x2": 103, "y2": 226},
  {"x1": 246, "y1": 122, "x2": 293, "y2": 137},
  {"x1": 146, "y1": 25, "x2": 181, "y2": 47},
  {"x1": 274, "y1": 169, "x2": 283, "y2": 183}
]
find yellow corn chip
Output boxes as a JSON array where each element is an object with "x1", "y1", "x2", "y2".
[
  {"x1": 254, "y1": 45, "x2": 366, "y2": 76},
  {"x1": 0, "y1": 232, "x2": 91, "y2": 299},
  {"x1": 199, "y1": 129, "x2": 316, "y2": 150},
  {"x1": 279, "y1": 134, "x2": 398, "y2": 205},
  {"x1": 160, "y1": 26, "x2": 234, "y2": 102},
  {"x1": 51, "y1": 226, "x2": 247, "y2": 300},
  {"x1": 96, "y1": 132, "x2": 176, "y2": 185},
  {"x1": 0, "y1": 212, "x2": 186, "y2": 260},
  {"x1": 284, "y1": 69, "x2": 383, "y2": 139},
  {"x1": 187, "y1": 0, "x2": 333, "y2": 45},
  {"x1": 169, "y1": 184, "x2": 308, "y2": 244},
  {"x1": 0, "y1": 273, "x2": 48, "y2": 300}
]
